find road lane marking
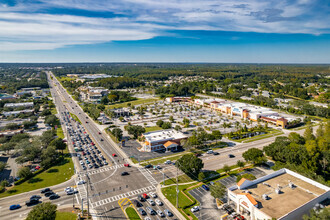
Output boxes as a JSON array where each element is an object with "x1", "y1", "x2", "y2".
[{"x1": 138, "y1": 167, "x2": 158, "y2": 185}]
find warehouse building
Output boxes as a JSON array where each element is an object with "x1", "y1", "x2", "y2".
[
  {"x1": 227, "y1": 169, "x2": 329, "y2": 220},
  {"x1": 4, "y1": 102, "x2": 34, "y2": 109}
]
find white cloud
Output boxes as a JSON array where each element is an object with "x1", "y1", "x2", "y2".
[{"x1": 0, "y1": 0, "x2": 328, "y2": 51}]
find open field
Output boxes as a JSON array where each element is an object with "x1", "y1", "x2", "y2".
[{"x1": 145, "y1": 125, "x2": 162, "y2": 133}]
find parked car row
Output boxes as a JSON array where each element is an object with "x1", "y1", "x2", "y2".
[{"x1": 136, "y1": 192, "x2": 173, "y2": 218}]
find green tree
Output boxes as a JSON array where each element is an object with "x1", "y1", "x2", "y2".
[
  {"x1": 288, "y1": 132, "x2": 305, "y2": 145},
  {"x1": 315, "y1": 122, "x2": 324, "y2": 138},
  {"x1": 177, "y1": 154, "x2": 204, "y2": 180},
  {"x1": 169, "y1": 116, "x2": 175, "y2": 122},
  {"x1": 156, "y1": 120, "x2": 164, "y2": 127},
  {"x1": 303, "y1": 207, "x2": 330, "y2": 220},
  {"x1": 161, "y1": 122, "x2": 172, "y2": 129},
  {"x1": 236, "y1": 173, "x2": 256, "y2": 183},
  {"x1": 174, "y1": 125, "x2": 182, "y2": 131},
  {"x1": 40, "y1": 109, "x2": 51, "y2": 116},
  {"x1": 41, "y1": 130, "x2": 55, "y2": 146},
  {"x1": 303, "y1": 123, "x2": 315, "y2": 141},
  {"x1": 112, "y1": 128, "x2": 123, "y2": 141},
  {"x1": 198, "y1": 172, "x2": 206, "y2": 181},
  {"x1": 127, "y1": 125, "x2": 145, "y2": 139},
  {"x1": 50, "y1": 138, "x2": 66, "y2": 153},
  {"x1": 236, "y1": 160, "x2": 245, "y2": 170},
  {"x1": 211, "y1": 130, "x2": 222, "y2": 143},
  {"x1": 44, "y1": 115, "x2": 59, "y2": 127},
  {"x1": 0, "y1": 142, "x2": 15, "y2": 154},
  {"x1": 26, "y1": 202, "x2": 57, "y2": 220},
  {"x1": 222, "y1": 164, "x2": 231, "y2": 174},
  {"x1": 18, "y1": 167, "x2": 33, "y2": 179},
  {"x1": 243, "y1": 148, "x2": 267, "y2": 165},
  {"x1": 23, "y1": 120, "x2": 37, "y2": 129},
  {"x1": 210, "y1": 182, "x2": 226, "y2": 199},
  {"x1": 0, "y1": 162, "x2": 7, "y2": 172},
  {"x1": 5, "y1": 123, "x2": 20, "y2": 130}
]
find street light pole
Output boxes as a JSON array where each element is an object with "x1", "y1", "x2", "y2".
[{"x1": 176, "y1": 164, "x2": 179, "y2": 209}]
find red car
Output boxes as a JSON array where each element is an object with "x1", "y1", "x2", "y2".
[
  {"x1": 82, "y1": 151, "x2": 86, "y2": 156},
  {"x1": 142, "y1": 193, "x2": 148, "y2": 199},
  {"x1": 124, "y1": 164, "x2": 130, "y2": 167},
  {"x1": 112, "y1": 154, "x2": 117, "y2": 157},
  {"x1": 98, "y1": 132, "x2": 101, "y2": 135},
  {"x1": 35, "y1": 166, "x2": 40, "y2": 170},
  {"x1": 91, "y1": 142, "x2": 95, "y2": 146}
]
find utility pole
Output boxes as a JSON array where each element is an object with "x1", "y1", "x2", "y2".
[{"x1": 87, "y1": 173, "x2": 90, "y2": 219}]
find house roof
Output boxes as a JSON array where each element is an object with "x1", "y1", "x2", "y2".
[
  {"x1": 237, "y1": 178, "x2": 247, "y2": 187},
  {"x1": 239, "y1": 193, "x2": 258, "y2": 206},
  {"x1": 164, "y1": 141, "x2": 178, "y2": 148}
]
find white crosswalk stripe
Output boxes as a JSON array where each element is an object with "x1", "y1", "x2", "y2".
[
  {"x1": 91, "y1": 185, "x2": 156, "y2": 208},
  {"x1": 138, "y1": 167, "x2": 158, "y2": 185},
  {"x1": 79, "y1": 164, "x2": 125, "y2": 177}
]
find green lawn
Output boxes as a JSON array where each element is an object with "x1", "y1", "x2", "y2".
[
  {"x1": 69, "y1": 112, "x2": 81, "y2": 124},
  {"x1": 125, "y1": 207, "x2": 141, "y2": 220},
  {"x1": 162, "y1": 183, "x2": 199, "y2": 220},
  {"x1": 164, "y1": 174, "x2": 194, "y2": 186},
  {"x1": 145, "y1": 126, "x2": 162, "y2": 133},
  {"x1": 55, "y1": 211, "x2": 77, "y2": 220},
  {"x1": 140, "y1": 152, "x2": 193, "y2": 166},
  {"x1": 56, "y1": 124, "x2": 64, "y2": 139},
  {"x1": 0, "y1": 154, "x2": 74, "y2": 198},
  {"x1": 106, "y1": 98, "x2": 158, "y2": 109},
  {"x1": 230, "y1": 129, "x2": 284, "y2": 143}
]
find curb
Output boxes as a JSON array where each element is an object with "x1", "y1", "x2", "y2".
[{"x1": 156, "y1": 184, "x2": 186, "y2": 220}]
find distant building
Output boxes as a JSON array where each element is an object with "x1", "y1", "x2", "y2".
[
  {"x1": 141, "y1": 129, "x2": 187, "y2": 152},
  {"x1": 78, "y1": 86, "x2": 109, "y2": 103},
  {"x1": 21, "y1": 87, "x2": 41, "y2": 91},
  {"x1": 0, "y1": 94, "x2": 16, "y2": 101},
  {"x1": 165, "y1": 97, "x2": 191, "y2": 103},
  {"x1": 2, "y1": 109, "x2": 34, "y2": 117},
  {"x1": 111, "y1": 108, "x2": 131, "y2": 117},
  {"x1": 4, "y1": 102, "x2": 34, "y2": 109},
  {"x1": 228, "y1": 168, "x2": 329, "y2": 220}
]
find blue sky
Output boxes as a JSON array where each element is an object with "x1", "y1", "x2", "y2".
[{"x1": 0, "y1": 0, "x2": 329, "y2": 63}]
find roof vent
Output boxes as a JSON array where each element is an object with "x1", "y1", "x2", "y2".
[
  {"x1": 275, "y1": 188, "x2": 281, "y2": 194},
  {"x1": 263, "y1": 182, "x2": 270, "y2": 187},
  {"x1": 289, "y1": 181, "x2": 295, "y2": 188},
  {"x1": 262, "y1": 194, "x2": 269, "y2": 200}
]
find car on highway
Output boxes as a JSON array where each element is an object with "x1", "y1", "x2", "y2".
[
  {"x1": 112, "y1": 153, "x2": 117, "y2": 157},
  {"x1": 124, "y1": 163, "x2": 130, "y2": 167},
  {"x1": 149, "y1": 192, "x2": 157, "y2": 198},
  {"x1": 164, "y1": 209, "x2": 173, "y2": 217},
  {"x1": 164, "y1": 160, "x2": 172, "y2": 164},
  {"x1": 88, "y1": 164, "x2": 93, "y2": 169},
  {"x1": 49, "y1": 194, "x2": 60, "y2": 200},
  {"x1": 228, "y1": 154, "x2": 235, "y2": 158},
  {"x1": 45, "y1": 191, "x2": 54, "y2": 197},
  {"x1": 121, "y1": 172, "x2": 129, "y2": 176},
  {"x1": 144, "y1": 164, "x2": 152, "y2": 169},
  {"x1": 213, "y1": 152, "x2": 220, "y2": 155},
  {"x1": 30, "y1": 195, "x2": 41, "y2": 200},
  {"x1": 191, "y1": 206, "x2": 200, "y2": 212},
  {"x1": 138, "y1": 208, "x2": 146, "y2": 215},
  {"x1": 157, "y1": 210, "x2": 165, "y2": 217},
  {"x1": 147, "y1": 199, "x2": 155, "y2": 206},
  {"x1": 26, "y1": 199, "x2": 40, "y2": 206},
  {"x1": 153, "y1": 165, "x2": 161, "y2": 170},
  {"x1": 155, "y1": 199, "x2": 163, "y2": 206},
  {"x1": 207, "y1": 150, "x2": 214, "y2": 154},
  {"x1": 9, "y1": 204, "x2": 21, "y2": 210},
  {"x1": 103, "y1": 161, "x2": 108, "y2": 165},
  {"x1": 41, "y1": 188, "x2": 51, "y2": 193},
  {"x1": 98, "y1": 132, "x2": 101, "y2": 134},
  {"x1": 144, "y1": 217, "x2": 151, "y2": 220},
  {"x1": 134, "y1": 200, "x2": 142, "y2": 207}
]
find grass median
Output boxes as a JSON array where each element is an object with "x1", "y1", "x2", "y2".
[
  {"x1": 69, "y1": 112, "x2": 81, "y2": 124},
  {"x1": 125, "y1": 207, "x2": 141, "y2": 220},
  {"x1": 55, "y1": 211, "x2": 77, "y2": 220}
]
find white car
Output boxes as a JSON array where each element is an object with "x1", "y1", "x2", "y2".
[
  {"x1": 207, "y1": 150, "x2": 214, "y2": 154},
  {"x1": 191, "y1": 206, "x2": 200, "y2": 212},
  {"x1": 149, "y1": 192, "x2": 157, "y2": 198},
  {"x1": 164, "y1": 160, "x2": 172, "y2": 164},
  {"x1": 64, "y1": 187, "x2": 72, "y2": 192},
  {"x1": 144, "y1": 217, "x2": 151, "y2": 220},
  {"x1": 155, "y1": 199, "x2": 163, "y2": 206},
  {"x1": 157, "y1": 210, "x2": 165, "y2": 217},
  {"x1": 77, "y1": 180, "x2": 86, "y2": 185},
  {"x1": 147, "y1": 199, "x2": 155, "y2": 206}
]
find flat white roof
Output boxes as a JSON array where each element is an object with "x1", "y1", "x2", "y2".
[
  {"x1": 4, "y1": 102, "x2": 34, "y2": 107},
  {"x1": 143, "y1": 129, "x2": 187, "y2": 143}
]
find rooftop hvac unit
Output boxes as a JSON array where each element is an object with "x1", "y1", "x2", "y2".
[
  {"x1": 262, "y1": 194, "x2": 269, "y2": 200},
  {"x1": 289, "y1": 182, "x2": 295, "y2": 188},
  {"x1": 263, "y1": 182, "x2": 270, "y2": 187},
  {"x1": 275, "y1": 188, "x2": 281, "y2": 194}
]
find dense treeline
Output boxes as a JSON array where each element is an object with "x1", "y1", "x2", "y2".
[
  {"x1": 263, "y1": 122, "x2": 330, "y2": 185},
  {"x1": 0, "y1": 68, "x2": 49, "y2": 94},
  {"x1": 91, "y1": 77, "x2": 144, "y2": 89}
]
